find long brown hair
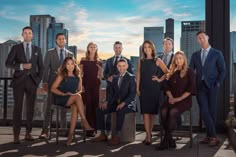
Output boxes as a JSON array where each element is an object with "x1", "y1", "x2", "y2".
[
  {"x1": 166, "y1": 51, "x2": 188, "y2": 80},
  {"x1": 141, "y1": 40, "x2": 156, "y2": 60},
  {"x1": 59, "y1": 56, "x2": 81, "y2": 79},
  {"x1": 85, "y1": 42, "x2": 99, "y2": 61}
]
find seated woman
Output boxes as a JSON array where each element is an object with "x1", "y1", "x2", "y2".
[
  {"x1": 51, "y1": 56, "x2": 93, "y2": 146},
  {"x1": 157, "y1": 51, "x2": 196, "y2": 150}
]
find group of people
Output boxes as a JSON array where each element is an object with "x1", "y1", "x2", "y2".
[{"x1": 5, "y1": 26, "x2": 226, "y2": 150}]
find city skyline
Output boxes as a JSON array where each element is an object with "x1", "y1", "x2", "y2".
[{"x1": 0, "y1": 0, "x2": 235, "y2": 59}]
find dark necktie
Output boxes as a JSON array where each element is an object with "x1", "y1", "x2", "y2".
[
  {"x1": 163, "y1": 54, "x2": 168, "y2": 66},
  {"x1": 118, "y1": 75, "x2": 123, "y2": 88},
  {"x1": 201, "y1": 49, "x2": 207, "y2": 66},
  {"x1": 114, "y1": 56, "x2": 119, "y2": 66},
  {"x1": 60, "y1": 49, "x2": 64, "y2": 64},
  {"x1": 26, "y1": 43, "x2": 30, "y2": 62}
]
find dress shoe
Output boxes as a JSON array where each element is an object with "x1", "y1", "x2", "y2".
[
  {"x1": 81, "y1": 118, "x2": 94, "y2": 131},
  {"x1": 92, "y1": 134, "x2": 108, "y2": 142},
  {"x1": 14, "y1": 135, "x2": 21, "y2": 144},
  {"x1": 199, "y1": 137, "x2": 210, "y2": 144},
  {"x1": 39, "y1": 131, "x2": 49, "y2": 139},
  {"x1": 169, "y1": 137, "x2": 176, "y2": 148},
  {"x1": 208, "y1": 137, "x2": 220, "y2": 147},
  {"x1": 25, "y1": 133, "x2": 35, "y2": 141},
  {"x1": 66, "y1": 133, "x2": 74, "y2": 146},
  {"x1": 86, "y1": 131, "x2": 96, "y2": 137},
  {"x1": 108, "y1": 135, "x2": 120, "y2": 146},
  {"x1": 156, "y1": 143, "x2": 169, "y2": 150}
]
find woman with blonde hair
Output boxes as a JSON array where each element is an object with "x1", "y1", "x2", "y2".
[
  {"x1": 157, "y1": 51, "x2": 196, "y2": 150},
  {"x1": 51, "y1": 56, "x2": 93, "y2": 146},
  {"x1": 80, "y1": 42, "x2": 103, "y2": 137},
  {"x1": 136, "y1": 40, "x2": 168, "y2": 145}
]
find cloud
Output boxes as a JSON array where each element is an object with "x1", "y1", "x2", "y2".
[{"x1": 231, "y1": 16, "x2": 236, "y2": 32}]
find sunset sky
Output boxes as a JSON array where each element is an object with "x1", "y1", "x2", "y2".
[{"x1": 0, "y1": 0, "x2": 235, "y2": 59}]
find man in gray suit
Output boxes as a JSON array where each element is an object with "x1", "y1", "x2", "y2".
[{"x1": 39, "y1": 33, "x2": 74, "y2": 139}]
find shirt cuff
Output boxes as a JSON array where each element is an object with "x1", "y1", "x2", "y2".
[{"x1": 20, "y1": 64, "x2": 23, "y2": 70}]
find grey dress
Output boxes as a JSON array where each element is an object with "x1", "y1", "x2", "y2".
[{"x1": 139, "y1": 59, "x2": 162, "y2": 114}]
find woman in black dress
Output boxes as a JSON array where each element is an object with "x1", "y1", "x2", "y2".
[
  {"x1": 136, "y1": 40, "x2": 168, "y2": 145},
  {"x1": 51, "y1": 57, "x2": 93, "y2": 146},
  {"x1": 157, "y1": 51, "x2": 196, "y2": 150}
]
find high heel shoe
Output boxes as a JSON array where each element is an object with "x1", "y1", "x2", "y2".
[
  {"x1": 81, "y1": 118, "x2": 94, "y2": 131},
  {"x1": 66, "y1": 133, "x2": 73, "y2": 146}
]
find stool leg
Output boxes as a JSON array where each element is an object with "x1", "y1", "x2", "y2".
[
  {"x1": 83, "y1": 129, "x2": 86, "y2": 143},
  {"x1": 56, "y1": 106, "x2": 59, "y2": 144},
  {"x1": 49, "y1": 109, "x2": 54, "y2": 140},
  {"x1": 189, "y1": 110, "x2": 193, "y2": 148}
]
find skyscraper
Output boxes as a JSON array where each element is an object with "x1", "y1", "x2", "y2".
[
  {"x1": 30, "y1": 15, "x2": 55, "y2": 58},
  {"x1": 144, "y1": 27, "x2": 164, "y2": 55},
  {"x1": 180, "y1": 20, "x2": 205, "y2": 61},
  {"x1": 0, "y1": 40, "x2": 20, "y2": 77},
  {"x1": 230, "y1": 31, "x2": 236, "y2": 94},
  {"x1": 47, "y1": 23, "x2": 68, "y2": 50},
  {"x1": 165, "y1": 18, "x2": 174, "y2": 40},
  {"x1": 68, "y1": 45, "x2": 77, "y2": 59}
]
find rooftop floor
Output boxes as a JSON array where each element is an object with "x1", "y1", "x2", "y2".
[{"x1": 0, "y1": 127, "x2": 235, "y2": 157}]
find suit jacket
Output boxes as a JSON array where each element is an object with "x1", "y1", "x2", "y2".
[
  {"x1": 189, "y1": 47, "x2": 226, "y2": 89},
  {"x1": 103, "y1": 55, "x2": 134, "y2": 80},
  {"x1": 43, "y1": 48, "x2": 74, "y2": 87},
  {"x1": 158, "y1": 53, "x2": 174, "y2": 69},
  {"x1": 5, "y1": 43, "x2": 44, "y2": 87},
  {"x1": 107, "y1": 72, "x2": 137, "y2": 111}
]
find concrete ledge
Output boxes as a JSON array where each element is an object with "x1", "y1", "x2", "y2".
[{"x1": 227, "y1": 126, "x2": 236, "y2": 151}]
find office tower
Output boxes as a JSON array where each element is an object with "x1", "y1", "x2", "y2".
[
  {"x1": 165, "y1": 18, "x2": 174, "y2": 40},
  {"x1": 47, "y1": 23, "x2": 68, "y2": 50},
  {"x1": 30, "y1": 15, "x2": 55, "y2": 58},
  {"x1": 230, "y1": 31, "x2": 236, "y2": 94},
  {"x1": 0, "y1": 40, "x2": 20, "y2": 77},
  {"x1": 130, "y1": 56, "x2": 139, "y2": 76},
  {"x1": 180, "y1": 20, "x2": 205, "y2": 62},
  {"x1": 68, "y1": 45, "x2": 77, "y2": 59},
  {"x1": 144, "y1": 27, "x2": 164, "y2": 56}
]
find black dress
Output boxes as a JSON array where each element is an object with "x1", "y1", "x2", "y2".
[
  {"x1": 139, "y1": 59, "x2": 162, "y2": 114},
  {"x1": 55, "y1": 76, "x2": 79, "y2": 107}
]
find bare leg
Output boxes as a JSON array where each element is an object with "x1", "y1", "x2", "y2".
[
  {"x1": 143, "y1": 114, "x2": 151, "y2": 142},
  {"x1": 69, "y1": 104, "x2": 78, "y2": 134}
]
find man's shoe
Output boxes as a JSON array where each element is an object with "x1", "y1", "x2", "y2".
[
  {"x1": 39, "y1": 131, "x2": 49, "y2": 139},
  {"x1": 208, "y1": 137, "x2": 220, "y2": 147},
  {"x1": 14, "y1": 135, "x2": 21, "y2": 144},
  {"x1": 199, "y1": 137, "x2": 210, "y2": 144},
  {"x1": 25, "y1": 133, "x2": 35, "y2": 141},
  {"x1": 108, "y1": 135, "x2": 120, "y2": 146},
  {"x1": 169, "y1": 137, "x2": 176, "y2": 148},
  {"x1": 92, "y1": 134, "x2": 108, "y2": 142},
  {"x1": 86, "y1": 131, "x2": 96, "y2": 137}
]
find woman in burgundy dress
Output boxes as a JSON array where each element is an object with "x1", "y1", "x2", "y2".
[
  {"x1": 80, "y1": 42, "x2": 102, "y2": 136},
  {"x1": 157, "y1": 51, "x2": 196, "y2": 150}
]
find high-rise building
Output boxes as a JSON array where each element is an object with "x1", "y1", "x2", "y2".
[
  {"x1": 47, "y1": 23, "x2": 68, "y2": 50},
  {"x1": 144, "y1": 27, "x2": 164, "y2": 55},
  {"x1": 165, "y1": 18, "x2": 174, "y2": 41},
  {"x1": 30, "y1": 15, "x2": 55, "y2": 58},
  {"x1": 230, "y1": 31, "x2": 236, "y2": 94},
  {"x1": 130, "y1": 56, "x2": 139, "y2": 76},
  {"x1": 180, "y1": 20, "x2": 205, "y2": 62},
  {"x1": 68, "y1": 45, "x2": 77, "y2": 59},
  {"x1": 0, "y1": 40, "x2": 21, "y2": 77}
]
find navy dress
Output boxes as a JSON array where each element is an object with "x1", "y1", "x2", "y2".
[
  {"x1": 55, "y1": 76, "x2": 79, "y2": 107},
  {"x1": 139, "y1": 59, "x2": 162, "y2": 114}
]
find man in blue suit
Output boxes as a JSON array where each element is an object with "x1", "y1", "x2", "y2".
[
  {"x1": 93, "y1": 58, "x2": 136, "y2": 145},
  {"x1": 189, "y1": 31, "x2": 226, "y2": 146}
]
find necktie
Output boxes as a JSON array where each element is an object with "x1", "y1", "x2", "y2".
[
  {"x1": 26, "y1": 43, "x2": 30, "y2": 62},
  {"x1": 163, "y1": 54, "x2": 168, "y2": 65},
  {"x1": 118, "y1": 76, "x2": 123, "y2": 88},
  {"x1": 201, "y1": 49, "x2": 207, "y2": 66},
  {"x1": 114, "y1": 56, "x2": 119, "y2": 66},
  {"x1": 60, "y1": 49, "x2": 64, "y2": 64}
]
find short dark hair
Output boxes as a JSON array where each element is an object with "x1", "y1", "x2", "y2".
[
  {"x1": 196, "y1": 30, "x2": 208, "y2": 36},
  {"x1": 114, "y1": 41, "x2": 122, "y2": 46},
  {"x1": 56, "y1": 33, "x2": 65, "y2": 39},
  {"x1": 163, "y1": 37, "x2": 174, "y2": 45},
  {"x1": 117, "y1": 58, "x2": 127, "y2": 64},
  {"x1": 22, "y1": 26, "x2": 32, "y2": 32}
]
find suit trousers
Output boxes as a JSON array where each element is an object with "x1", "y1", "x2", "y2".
[
  {"x1": 197, "y1": 81, "x2": 218, "y2": 137},
  {"x1": 12, "y1": 76, "x2": 37, "y2": 136},
  {"x1": 42, "y1": 91, "x2": 67, "y2": 132},
  {"x1": 96, "y1": 105, "x2": 134, "y2": 132}
]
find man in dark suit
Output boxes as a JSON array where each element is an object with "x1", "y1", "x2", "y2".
[
  {"x1": 5, "y1": 26, "x2": 44, "y2": 144},
  {"x1": 39, "y1": 33, "x2": 74, "y2": 139},
  {"x1": 189, "y1": 31, "x2": 226, "y2": 146},
  {"x1": 102, "y1": 41, "x2": 134, "y2": 136},
  {"x1": 93, "y1": 58, "x2": 136, "y2": 145}
]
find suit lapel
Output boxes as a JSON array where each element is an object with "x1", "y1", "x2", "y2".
[
  {"x1": 19, "y1": 43, "x2": 28, "y2": 62},
  {"x1": 53, "y1": 48, "x2": 60, "y2": 63},
  {"x1": 203, "y1": 48, "x2": 213, "y2": 67},
  {"x1": 196, "y1": 50, "x2": 202, "y2": 67}
]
